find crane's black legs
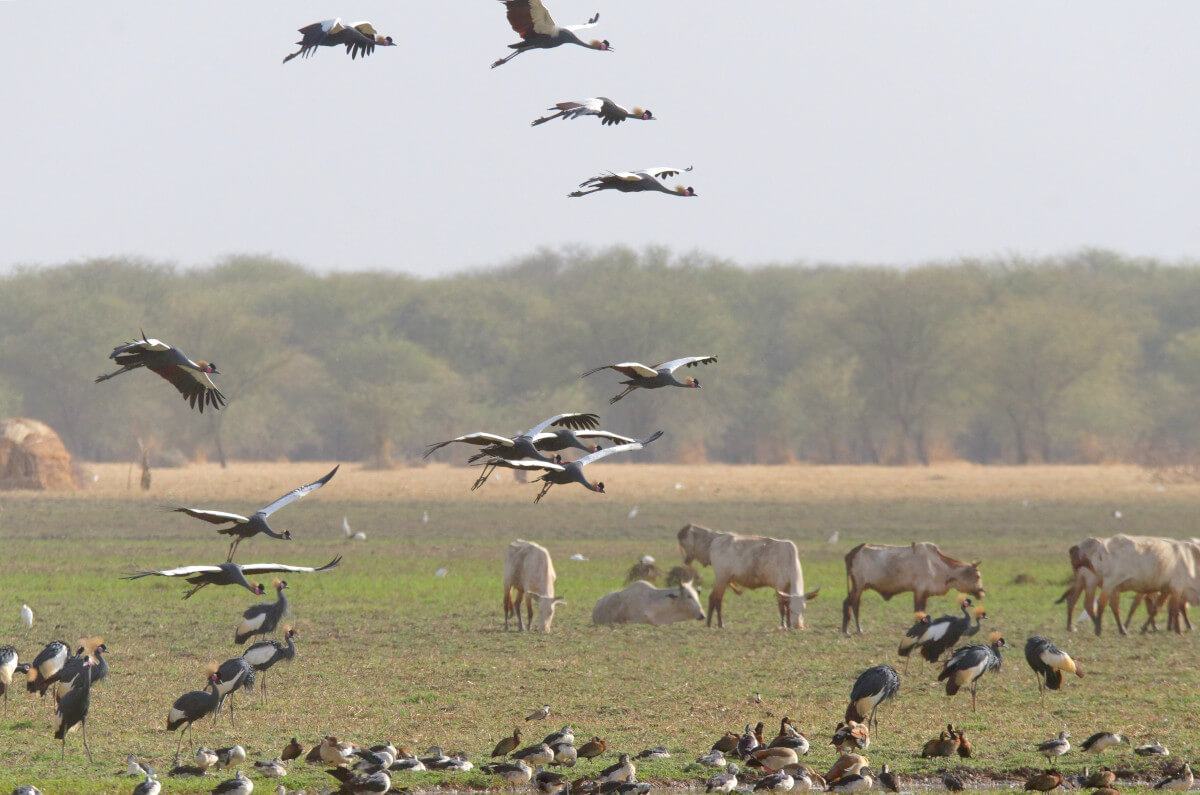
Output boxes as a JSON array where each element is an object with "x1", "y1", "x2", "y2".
[
  {"x1": 226, "y1": 538, "x2": 240, "y2": 563},
  {"x1": 491, "y1": 49, "x2": 524, "y2": 69},
  {"x1": 533, "y1": 482, "x2": 553, "y2": 504},
  {"x1": 472, "y1": 463, "x2": 496, "y2": 491},
  {"x1": 609, "y1": 387, "x2": 636, "y2": 404},
  {"x1": 81, "y1": 717, "x2": 93, "y2": 763}
]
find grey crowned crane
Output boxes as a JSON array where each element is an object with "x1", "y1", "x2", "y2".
[
  {"x1": 476, "y1": 431, "x2": 664, "y2": 503},
  {"x1": 532, "y1": 98, "x2": 653, "y2": 127},
  {"x1": 122, "y1": 555, "x2": 342, "y2": 599},
  {"x1": 52, "y1": 657, "x2": 93, "y2": 761},
  {"x1": 582, "y1": 355, "x2": 717, "y2": 403},
  {"x1": 917, "y1": 600, "x2": 986, "y2": 663},
  {"x1": 95, "y1": 333, "x2": 225, "y2": 412},
  {"x1": 235, "y1": 579, "x2": 289, "y2": 644},
  {"x1": 845, "y1": 664, "x2": 900, "y2": 732},
  {"x1": 242, "y1": 627, "x2": 297, "y2": 706},
  {"x1": 26, "y1": 639, "x2": 69, "y2": 698},
  {"x1": 167, "y1": 674, "x2": 221, "y2": 761},
  {"x1": 937, "y1": 632, "x2": 1007, "y2": 712},
  {"x1": 167, "y1": 465, "x2": 340, "y2": 561},
  {"x1": 210, "y1": 769, "x2": 254, "y2": 795},
  {"x1": 283, "y1": 19, "x2": 395, "y2": 63},
  {"x1": 424, "y1": 412, "x2": 599, "y2": 489},
  {"x1": 491, "y1": 0, "x2": 610, "y2": 68},
  {"x1": 1024, "y1": 636, "x2": 1083, "y2": 704},
  {"x1": 569, "y1": 167, "x2": 697, "y2": 198},
  {"x1": 48, "y1": 638, "x2": 109, "y2": 700},
  {"x1": 0, "y1": 645, "x2": 30, "y2": 714},
  {"x1": 896, "y1": 612, "x2": 930, "y2": 669},
  {"x1": 211, "y1": 658, "x2": 255, "y2": 727}
]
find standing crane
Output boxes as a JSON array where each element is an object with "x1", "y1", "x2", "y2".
[
  {"x1": 52, "y1": 657, "x2": 93, "y2": 761},
  {"x1": 1024, "y1": 636, "x2": 1083, "y2": 705},
  {"x1": 211, "y1": 658, "x2": 255, "y2": 727},
  {"x1": 581, "y1": 355, "x2": 717, "y2": 403},
  {"x1": 937, "y1": 632, "x2": 1007, "y2": 712},
  {"x1": 845, "y1": 665, "x2": 900, "y2": 732},
  {"x1": 896, "y1": 612, "x2": 930, "y2": 671},
  {"x1": 167, "y1": 672, "x2": 221, "y2": 761},
  {"x1": 123, "y1": 555, "x2": 342, "y2": 599},
  {"x1": 491, "y1": 1, "x2": 610, "y2": 69},
  {"x1": 918, "y1": 600, "x2": 986, "y2": 663},
  {"x1": 475, "y1": 431, "x2": 663, "y2": 502},
  {"x1": 48, "y1": 638, "x2": 109, "y2": 701},
  {"x1": 235, "y1": 579, "x2": 290, "y2": 644},
  {"x1": 282, "y1": 19, "x2": 395, "y2": 63},
  {"x1": 569, "y1": 168, "x2": 698, "y2": 199},
  {"x1": 424, "y1": 412, "x2": 599, "y2": 489},
  {"x1": 0, "y1": 646, "x2": 30, "y2": 714},
  {"x1": 27, "y1": 640, "x2": 69, "y2": 699},
  {"x1": 166, "y1": 465, "x2": 339, "y2": 560},
  {"x1": 242, "y1": 627, "x2": 297, "y2": 706},
  {"x1": 95, "y1": 332, "x2": 224, "y2": 412},
  {"x1": 531, "y1": 98, "x2": 654, "y2": 127}
]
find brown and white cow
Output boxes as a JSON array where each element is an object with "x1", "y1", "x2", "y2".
[
  {"x1": 677, "y1": 523, "x2": 819, "y2": 630},
  {"x1": 841, "y1": 542, "x2": 984, "y2": 635},
  {"x1": 591, "y1": 580, "x2": 706, "y2": 626},
  {"x1": 503, "y1": 539, "x2": 563, "y2": 632}
]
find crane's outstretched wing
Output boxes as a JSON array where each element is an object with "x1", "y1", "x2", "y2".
[
  {"x1": 423, "y1": 432, "x2": 515, "y2": 458},
  {"x1": 257, "y1": 465, "x2": 339, "y2": 517},
  {"x1": 564, "y1": 12, "x2": 600, "y2": 32},
  {"x1": 169, "y1": 507, "x2": 250, "y2": 526},
  {"x1": 525, "y1": 412, "x2": 601, "y2": 436},
  {"x1": 240, "y1": 555, "x2": 343, "y2": 574},
  {"x1": 122, "y1": 564, "x2": 224, "y2": 580},
  {"x1": 575, "y1": 430, "x2": 639, "y2": 445},
  {"x1": 502, "y1": 0, "x2": 556, "y2": 38},
  {"x1": 108, "y1": 335, "x2": 170, "y2": 359},
  {"x1": 574, "y1": 431, "x2": 663, "y2": 466},
  {"x1": 146, "y1": 363, "x2": 226, "y2": 413},
  {"x1": 641, "y1": 166, "x2": 693, "y2": 179},
  {"x1": 339, "y1": 23, "x2": 376, "y2": 59},
  {"x1": 597, "y1": 97, "x2": 629, "y2": 125},
  {"x1": 581, "y1": 361, "x2": 659, "y2": 379},
  {"x1": 475, "y1": 457, "x2": 565, "y2": 473},
  {"x1": 655, "y1": 355, "x2": 718, "y2": 373}
]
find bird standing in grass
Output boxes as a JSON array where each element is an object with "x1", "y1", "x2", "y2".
[
  {"x1": 1080, "y1": 732, "x2": 1130, "y2": 754},
  {"x1": 242, "y1": 627, "x2": 297, "y2": 706},
  {"x1": 167, "y1": 673, "x2": 221, "y2": 761},
  {"x1": 896, "y1": 612, "x2": 930, "y2": 669},
  {"x1": 20, "y1": 603, "x2": 33, "y2": 629},
  {"x1": 166, "y1": 465, "x2": 339, "y2": 561},
  {"x1": 1037, "y1": 731, "x2": 1071, "y2": 761},
  {"x1": 492, "y1": 728, "x2": 523, "y2": 758},
  {"x1": 938, "y1": 631, "x2": 1006, "y2": 711},
  {"x1": 27, "y1": 640, "x2": 69, "y2": 698},
  {"x1": 132, "y1": 770, "x2": 162, "y2": 795},
  {"x1": 96, "y1": 333, "x2": 224, "y2": 412},
  {"x1": 1025, "y1": 636, "x2": 1083, "y2": 704},
  {"x1": 917, "y1": 600, "x2": 986, "y2": 663},
  {"x1": 1154, "y1": 762, "x2": 1193, "y2": 790},
  {"x1": 0, "y1": 646, "x2": 30, "y2": 714},
  {"x1": 52, "y1": 656, "x2": 94, "y2": 761},
  {"x1": 235, "y1": 580, "x2": 290, "y2": 644},
  {"x1": 845, "y1": 664, "x2": 899, "y2": 732},
  {"x1": 526, "y1": 705, "x2": 551, "y2": 722}
]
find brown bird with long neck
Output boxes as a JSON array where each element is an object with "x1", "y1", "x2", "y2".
[{"x1": 492, "y1": 0, "x2": 611, "y2": 68}]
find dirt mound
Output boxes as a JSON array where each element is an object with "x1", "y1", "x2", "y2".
[{"x1": 0, "y1": 417, "x2": 77, "y2": 490}]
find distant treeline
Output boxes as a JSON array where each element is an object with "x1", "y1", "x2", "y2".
[{"x1": 2, "y1": 247, "x2": 1198, "y2": 467}]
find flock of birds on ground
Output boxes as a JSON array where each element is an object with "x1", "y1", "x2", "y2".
[{"x1": 1, "y1": 4, "x2": 1195, "y2": 791}]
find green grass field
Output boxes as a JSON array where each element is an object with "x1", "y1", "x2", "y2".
[{"x1": 1, "y1": 464, "x2": 1199, "y2": 793}]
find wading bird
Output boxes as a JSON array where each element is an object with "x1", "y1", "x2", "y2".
[
  {"x1": 123, "y1": 555, "x2": 342, "y2": 599},
  {"x1": 52, "y1": 657, "x2": 93, "y2": 761},
  {"x1": 476, "y1": 431, "x2": 663, "y2": 503},
  {"x1": 211, "y1": 658, "x2": 255, "y2": 727},
  {"x1": 918, "y1": 601, "x2": 986, "y2": 663},
  {"x1": 282, "y1": 19, "x2": 395, "y2": 63},
  {"x1": 235, "y1": 580, "x2": 290, "y2": 644},
  {"x1": 26, "y1": 640, "x2": 69, "y2": 698},
  {"x1": 581, "y1": 356, "x2": 716, "y2": 403},
  {"x1": 845, "y1": 665, "x2": 900, "y2": 732},
  {"x1": 937, "y1": 632, "x2": 1006, "y2": 712},
  {"x1": 167, "y1": 465, "x2": 339, "y2": 561},
  {"x1": 242, "y1": 627, "x2": 297, "y2": 706},
  {"x1": 896, "y1": 612, "x2": 930, "y2": 670},
  {"x1": 569, "y1": 167, "x2": 697, "y2": 198},
  {"x1": 424, "y1": 413, "x2": 599, "y2": 490},
  {"x1": 0, "y1": 646, "x2": 29, "y2": 714},
  {"x1": 532, "y1": 98, "x2": 653, "y2": 127},
  {"x1": 96, "y1": 332, "x2": 224, "y2": 412},
  {"x1": 1025, "y1": 636, "x2": 1083, "y2": 704},
  {"x1": 491, "y1": 0, "x2": 610, "y2": 68}
]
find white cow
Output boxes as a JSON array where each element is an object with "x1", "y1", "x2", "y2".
[
  {"x1": 1079, "y1": 534, "x2": 1198, "y2": 635},
  {"x1": 677, "y1": 523, "x2": 818, "y2": 630},
  {"x1": 592, "y1": 580, "x2": 706, "y2": 626},
  {"x1": 503, "y1": 540, "x2": 563, "y2": 632}
]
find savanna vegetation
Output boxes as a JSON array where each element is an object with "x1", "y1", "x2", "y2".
[{"x1": 2, "y1": 248, "x2": 1199, "y2": 470}]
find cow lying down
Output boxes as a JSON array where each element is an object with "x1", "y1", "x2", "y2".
[{"x1": 592, "y1": 580, "x2": 706, "y2": 626}]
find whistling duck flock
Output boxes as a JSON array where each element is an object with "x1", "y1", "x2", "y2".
[{"x1": 3, "y1": 1, "x2": 1196, "y2": 793}]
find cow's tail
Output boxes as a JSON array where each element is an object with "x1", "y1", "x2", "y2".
[
  {"x1": 845, "y1": 543, "x2": 866, "y2": 595},
  {"x1": 1054, "y1": 588, "x2": 1071, "y2": 605}
]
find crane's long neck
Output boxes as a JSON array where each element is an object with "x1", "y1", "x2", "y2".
[{"x1": 282, "y1": 635, "x2": 296, "y2": 661}]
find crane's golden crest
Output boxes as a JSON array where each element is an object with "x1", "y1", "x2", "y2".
[
  {"x1": 988, "y1": 630, "x2": 1003, "y2": 643},
  {"x1": 974, "y1": 606, "x2": 987, "y2": 618},
  {"x1": 914, "y1": 611, "x2": 927, "y2": 620}
]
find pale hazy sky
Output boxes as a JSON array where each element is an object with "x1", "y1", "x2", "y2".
[{"x1": 2, "y1": 1, "x2": 1198, "y2": 276}]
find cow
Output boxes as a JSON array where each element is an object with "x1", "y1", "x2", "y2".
[
  {"x1": 1079, "y1": 534, "x2": 1198, "y2": 636},
  {"x1": 841, "y1": 542, "x2": 984, "y2": 635},
  {"x1": 1056, "y1": 538, "x2": 1173, "y2": 633},
  {"x1": 503, "y1": 539, "x2": 563, "y2": 632},
  {"x1": 677, "y1": 523, "x2": 819, "y2": 630},
  {"x1": 591, "y1": 580, "x2": 706, "y2": 626}
]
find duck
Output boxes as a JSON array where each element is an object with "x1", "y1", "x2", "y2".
[
  {"x1": 551, "y1": 742, "x2": 578, "y2": 766},
  {"x1": 543, "y1": 725, "x2": 575, "y2": 747},
  {"x1": 535, "y1": 768, "x2": 572, "y2": 795},
  {"x1": 597, "y1": 753, "x2": 635, "y2": 783},
  {"x1": 1135, "y1": 741, "x2": 1170, "y2": 757},
  {"x1": 253, "y1": 758, "x2": 288, "y2": 778},
  {"x1": 281, "y1": 738, "x2": 304, "y2": 761},
  {"x1": 828, "y1": 767, "x2": 874, "y2": 793},
  {"x1": 824, "y1": 753, "x2": 868, "y2": 783},
  {"x1": 215, "y1": 745, "x2": 247, "y2": 770},
  {"x1": 697, "y1": 749, "x2": 727, "y2": 768},
  {"x1": 711, "y1": 733, "x2": 740, "y2": 754},
  {"x1": 578, "y1": 737, "x2": 607, "y2": 760},
  {"x1": 878, "y1": 763, "x2": 899, "y2": 793},
  {"x1": 634, "y1": 747, "x2": 669, "y2": 760},
  {"x1": 492, "y1": 728, "x2": 523, "y2": 758},
  {"x1": 513, "y1": 742, "x2": 555, "y2": 766},
  {"x1": 954, "y1": 727, "x2": 973, "y2": 758},
  {"x1": 1037, "y1": 731, "x2": 1071, "y2": 760},
  {"x1": 830, "y1": 722, "x2": 869, "y2": 753},
  {"x1": 389, "y1": 751, "x2": 426, "y2": 773},
  {"x1": 1080, "y1": 732, "x2": 1130, "y2": 754},
  {"x1": 706, "y1": 764, "x2": 739, "y2": 793},
  {"x1": 750, "y1": 746, "x2": 798, "y2": 772},
  {"x1": 483, "y1": 758, "x2": 533, "y2": 786},
  {"x1": 1083, "y1": 768, "x2": 1117, "y2": 788},
  {"x1": 921, "y1": 729, "x2": 959, "y2": 758},
  {"x1": 769, "y1": 718, "x2": 810, "y2": 754},
  {"x1": 1025, "y1": 770, "x2": 1065, "y2": 791},
  {"x1": 1153, "y1": 763, "x2": 1193, "y2": 791},
  {"x1": 753, "y1": 772, "x2": 795, "y2": 791}
]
